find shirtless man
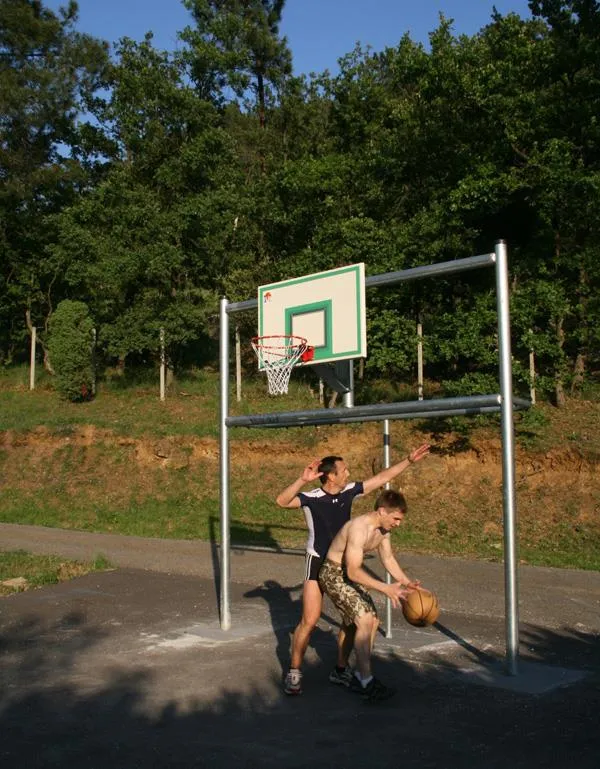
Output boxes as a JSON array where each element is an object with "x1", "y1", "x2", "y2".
[
  {"x1": 318, "y1": 488, "x2": 418, "y2": 702},
  {"x1": 276, "y1": 445, "x2": 429, "y2": 695}
]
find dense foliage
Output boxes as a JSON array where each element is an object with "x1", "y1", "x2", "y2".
[
  {"x1": 2, "y1": 0, "x2": 599, "y2": 403},
  {"x1": 46, "y1": 299, "x2": 94, "y2": 400}
]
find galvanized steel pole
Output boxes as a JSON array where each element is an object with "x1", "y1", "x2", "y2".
[
  {"x1": 219, "y1": 297, "x2": 231, "y2": 630},
  {"x1": 495, "y1": 241, "x2": 519, "y2": 675},
  {"x1": 383, "y1": 419, "x2": 392, "y2": 638}
]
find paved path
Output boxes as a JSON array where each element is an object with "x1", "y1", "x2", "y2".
[
  {"x1": 1, "y1": 523, "x2": 599, "y2": 768},
  {"x1": 2, "y1": 522, "x2": 599, "y2": 630}
]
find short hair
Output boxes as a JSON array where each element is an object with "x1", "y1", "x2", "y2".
[
  {"x1": 374, "y1": 489, "x2": 407, "y2": 513},
  {"x1": 318, "y1": 455, "x2": 343, "y2": 485}
]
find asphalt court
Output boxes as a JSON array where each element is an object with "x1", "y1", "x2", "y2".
[{"x1": 1, "y1": 528, "x2": 600, "y2": 768}]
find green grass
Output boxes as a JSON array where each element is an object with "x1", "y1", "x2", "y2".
[
  {"x1": 0, "y1": 364, "x2": 325, "y2": 443},
  {"x1": 0, "y1": 550, "x2": 112, "y2": 595},
  {"x1": 1, "y1": 364, "x2": 599, "y2": 571},
  {"x1": 392, "y1": 521, "x2": 600, "y2": 571}
]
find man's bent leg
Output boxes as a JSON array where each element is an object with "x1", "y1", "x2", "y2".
[
  {"x1": 369, "y1": 615, "x2": 380, "y2": 652},
  {"x1": 337, "y1": 622, "x2": 356, "y2": 668},
  {"x1": 353, "y1": 611, "x2": 378, "y2": 680},
  {"x1": 290, "y1": 579, "x2": 323, "y2": 669}
]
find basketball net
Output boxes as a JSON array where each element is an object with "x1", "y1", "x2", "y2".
[{"x1": 251, "y1": 335, "x2": 311, "y2": 395}]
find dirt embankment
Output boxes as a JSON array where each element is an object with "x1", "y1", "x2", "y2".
[{"x1": 1, "y1": 423, "x2": 598, "y2": 545}]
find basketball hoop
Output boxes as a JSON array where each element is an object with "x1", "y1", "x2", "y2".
[{"x1": 251, "y1": 335, "x2": 311, "y2": 395}]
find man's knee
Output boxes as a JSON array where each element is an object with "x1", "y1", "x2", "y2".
[
  {"x1": 355, "y1": 611, "x2": 378, "y2": 632},
  {"x1": 297, "y1": 615, "x2": 319, "y2": 634}
]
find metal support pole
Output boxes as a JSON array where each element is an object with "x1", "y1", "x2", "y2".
[
  {"x1": 342, "y1": 360, "x2": 354, "y2": 408},
  {"x1": 383, "y1": 419, "x2": 392, "y2": 638},
  {"x1": 235, "y1": 326, "x2": 242, "y2": 403},
  {"x1": 417, "y1": 317, "x2": 424, "y2": 401},
  {"x1": 495, "y1": 240, "x2": 519, "y2": 675},
  {"x1": 159, "y1": 328, "x2": 166, "y2": 402},
  {"x1": 219, "y1": 297, "x2": 231, "y2": 630}
]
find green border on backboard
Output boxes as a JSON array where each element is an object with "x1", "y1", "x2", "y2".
[
  {"x1": 285, "y1": 300, "x2": 333, "y2": 358},
  {"x1": 257, "y1": 263, "x2": 366, "y2": 369}
]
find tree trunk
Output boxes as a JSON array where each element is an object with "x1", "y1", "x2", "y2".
[
  {"x1": 571, "y1": 354, "x2": 585, "y2": 395},
  {"x1": 551, "y1": 230, "x2": 565, "y2": 407},
  {"x1": 257, "y1": 70, "x2": 266, "y2": 129},
  {"x1": 571, "y1": 265, "x2": 588, "y2": 395},
  {"x1": 554, "y1": 313, "x2": 566, "y2": 408}
]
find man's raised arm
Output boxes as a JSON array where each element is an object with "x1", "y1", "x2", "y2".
[
  {"x1": 362, "y1": 443, "x2": 430, "y2": 495},
  {"x1": 275, "y1": 459, "x2": 323, "y2": 508}
]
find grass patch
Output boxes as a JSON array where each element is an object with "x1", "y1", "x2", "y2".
[
  {"x1": 0, "y1": 365, "x2": 325, "y2": 443},
  {"x1": 1, "y1": 364, "x2": 599, "y2": 571},
  {"x1": 0, "y1": 550, "x2": 112, "y2": 596}
]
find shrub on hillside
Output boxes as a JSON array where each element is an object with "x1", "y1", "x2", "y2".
[{"x1": 47, "y1": 301, "x2": 95, "y2": 401}]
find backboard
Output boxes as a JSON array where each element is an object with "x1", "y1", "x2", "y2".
[{"x1": 256, "y1": 263, "x2": 367, "y2": 369}]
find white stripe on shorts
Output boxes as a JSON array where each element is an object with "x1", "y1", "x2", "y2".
[{"x1": 304, "y1": 553, "x2": 317, "y2": 581}]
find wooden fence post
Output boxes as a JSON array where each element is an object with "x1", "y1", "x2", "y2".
[{"x1": 29, "y1": 327, "x2": 36, "y2": 391}]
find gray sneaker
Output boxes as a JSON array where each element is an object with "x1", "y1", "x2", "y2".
[
  {"x1": 328, "y1": 667, "x2": 354, "y2": 687},
  {"x1": 284, "y1": 668, "x2": 302, "y2": 695}
]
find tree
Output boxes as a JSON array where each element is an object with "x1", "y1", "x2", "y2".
[
  {"x1": 54, "y1": 36, "x2": 243, "y2": 369},
  {"x1": 47, "y1": 299, "x2": 94, "y2": 400},
  {"x1": 0, "y1": 0, "x2": 108, "y2": 364},
  {"x1": 180, "y1": 0, "x2": 292, "y2": 127}
]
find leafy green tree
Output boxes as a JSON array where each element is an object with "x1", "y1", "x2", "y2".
[
  {"x1": 180, "y1": 0, "x2": 292, "y2": 127},
  {"x1": 47, "y1": 299, "x2": 94, "y2": 400},
  {"x1": 0, "y1": 0, "x2": 108, "y2": 364},
  {"x1": 55, "y1": 36, "x2": 243, "y2": 369}
]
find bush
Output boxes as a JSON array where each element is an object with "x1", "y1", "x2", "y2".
[{"x1": 47, "y1": 300, "x2": 95, "y2": 401}]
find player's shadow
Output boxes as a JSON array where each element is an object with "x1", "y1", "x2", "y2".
[
  {"x1": 3, "y1": 576, "x2": 600, "y2": 768},
  {"x1": 433, "y1": 621, "x2": 497, "y2": 664},
  {"x1": 244, "y1": 580, "x2": 341, "y2": 674},
  {"x1": 208, "y1": 515, "x2": 306, "y2": 625}
]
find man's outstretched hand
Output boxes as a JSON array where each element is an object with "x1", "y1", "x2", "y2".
[
  {"x1": 301, "y1": 459, "x2": 323, "y2": 484},
  {"x1": 409, "y1": 444, "x2": 430, "y2": 464}
]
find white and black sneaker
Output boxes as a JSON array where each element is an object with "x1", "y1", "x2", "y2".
[{"x1": 284, "y1": 668, "x2": 303, "y2": 695}]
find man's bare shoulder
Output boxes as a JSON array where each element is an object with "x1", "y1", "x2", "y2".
[{"x1": 346, "y1": 514, "x2": 373, "y2": 537}]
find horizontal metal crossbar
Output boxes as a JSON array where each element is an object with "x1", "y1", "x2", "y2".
[
  {"x1": 226, "y1": 394, "x2": 530, "y2": 429},
  {"x1": 225, "y1": 253, "x2": 496, "y2": 314}
]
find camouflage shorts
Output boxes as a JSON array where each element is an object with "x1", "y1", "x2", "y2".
[{"x1": 318, "y1": 559, "x2": 378, "y2": 626}]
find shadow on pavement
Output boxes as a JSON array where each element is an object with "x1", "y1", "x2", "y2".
[
  {"x1": 243, "y1": 579, "x2": 343, "y2": 675},
  {"x1": 1, "y1": 604, "x2": 599, "y2": 769}
]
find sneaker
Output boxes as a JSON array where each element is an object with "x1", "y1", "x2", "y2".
[
  {"x1": 362, "y1": 677, "x2": 396, "y2": 702},
  {"x1": 328, "y1": 666, "x2": 355, "y2": 687},
  {"x1": 284, "y1": 668, "x2": 302, "y2": 695},
  {"x1": 348, "y1": 673, "x2": 366, "y2": 694}
]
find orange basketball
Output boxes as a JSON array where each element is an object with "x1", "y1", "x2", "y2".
[{"x1": 402, "y1": 587, "x2": 440, "y2": 627}]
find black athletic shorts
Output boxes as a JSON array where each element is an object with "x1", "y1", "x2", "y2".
[{"x1": 304, "y1": 553, "x2": 323, "y2": 582}]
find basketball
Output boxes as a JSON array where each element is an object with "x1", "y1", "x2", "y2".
[{"x1": 402, "y1": 587, "x2": 440, "y2": 627}]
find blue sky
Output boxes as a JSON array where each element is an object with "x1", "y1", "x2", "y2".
[{"x1": 46, "y1": 0, "x2": 533, "y2": 75}]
